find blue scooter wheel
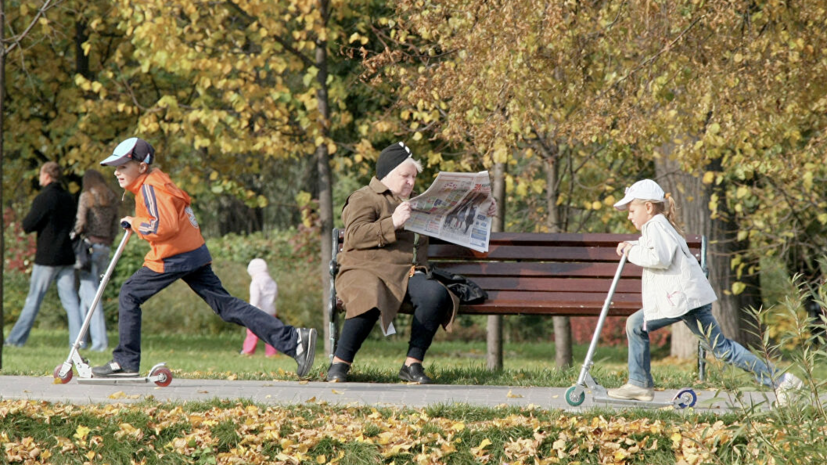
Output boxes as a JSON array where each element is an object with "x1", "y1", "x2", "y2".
[
  {"x1": 675, "y1": 389, "x2": 697, "y2": 409},
  {"x1": 565, "y1": 386, "x2": 585, "y2": 406}
]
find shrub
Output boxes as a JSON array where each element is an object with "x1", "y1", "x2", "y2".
[
  {"x1": 570, "y1": 316, "x2": 669, "y2": 348},
  {"x1": 713, "y1": 275, "x2": 827, "y2": 464},
  {"x1": 3, "y1": 207, "x2": 37, "y2": 273}
]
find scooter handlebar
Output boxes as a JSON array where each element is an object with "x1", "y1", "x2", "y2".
[{"x1": 121, "y1": 220, "x2": 132, "y2": 229}]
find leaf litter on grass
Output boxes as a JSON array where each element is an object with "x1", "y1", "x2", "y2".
[{"x1": 0, "y1": 398, "x2": 779, "y2": 465}]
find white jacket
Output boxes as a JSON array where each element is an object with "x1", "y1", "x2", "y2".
[
  {"x1": 247, "y1": 258, "x2": 278, "y2": 317},
  {"x1": 626, "y1": 214, "x2": 717, "y2": 321}
]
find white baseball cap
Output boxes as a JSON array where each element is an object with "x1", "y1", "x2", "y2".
[
  {"x1": 100, "y1": 137, "x2": 155, "y2": 166},
  {"x1": 613, "y1": 179, "x2": 665, "y2": 211}
]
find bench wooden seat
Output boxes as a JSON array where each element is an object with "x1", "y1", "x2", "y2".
[{"x1": 328, "y1": 229, "x2": 708, "y2": 376}]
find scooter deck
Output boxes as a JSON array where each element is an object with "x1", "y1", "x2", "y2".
[
  {"x1": 592, "y1": 395, "x2": 681, "y2": 409},
  {"x1": 77, "y1": 376, "x2": 158, "y2": 385}
]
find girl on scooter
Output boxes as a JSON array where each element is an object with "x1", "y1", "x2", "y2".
[{"x1": 608, "y1": 179, "x2": 802, "y2": 406}]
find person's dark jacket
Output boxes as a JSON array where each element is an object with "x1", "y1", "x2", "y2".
[{"x1": 22, "y1": 182, "x2": 77, "y2": 266}]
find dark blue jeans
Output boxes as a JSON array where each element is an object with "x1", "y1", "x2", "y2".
[
  {"x1": 626, "y1": 304, "x2": 776, "y2": 388},
  {"x1": 113, "y1": 265, "x2": 297, "y2": 371}
]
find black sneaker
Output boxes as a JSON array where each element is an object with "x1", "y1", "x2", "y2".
[
  {"x1": 399, "y1": 362, "x2": 432, "y2": 384},
  {"x1": 92, "y1": 360, "x2": 138, "y2": 378},
  {"x1": 293, "y1": 328, "x2": 317, "y2": 378},
  {"x1": 326, "y1": 362, "x2": 350, "y2": 382}
]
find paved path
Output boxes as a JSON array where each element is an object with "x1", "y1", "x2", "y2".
[{"x1": 0, "y1": 375, "x2": 773, "y2": 411}]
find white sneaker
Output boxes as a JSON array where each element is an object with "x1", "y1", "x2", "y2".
[
  {"x1": 607, "y1": 383, "x2": 654, "y2": 401},
  {"x1": 775, "y1": 373, "x2": 804, "y2": 407}
]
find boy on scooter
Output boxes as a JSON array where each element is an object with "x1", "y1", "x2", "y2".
[{"x1": 93, "y1": 137, "x2": 316, "y2": 379}]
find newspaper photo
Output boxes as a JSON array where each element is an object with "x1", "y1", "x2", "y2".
[{"x1": 404, "y1": 171, "x2": 493, "y2": 252}]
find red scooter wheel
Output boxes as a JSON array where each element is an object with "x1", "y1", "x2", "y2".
[
  {"x1": 151, "y1": 366, "x2": 173, "y2": 387},
  {"x1": 53, "y1": 364, "x2": 73, "y2": 384}
]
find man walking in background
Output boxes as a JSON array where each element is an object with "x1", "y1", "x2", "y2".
[{"x1": 5, "y1": 162, "x2": 84, "y2": 348}]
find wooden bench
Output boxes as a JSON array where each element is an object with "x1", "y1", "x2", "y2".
[{"x1": 328, "y1": 229, "x2": 709, "y2": 377}]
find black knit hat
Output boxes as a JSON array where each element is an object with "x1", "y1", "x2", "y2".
[{"x1": 376, "y1": 142, "x2": 412, "y2": 180}]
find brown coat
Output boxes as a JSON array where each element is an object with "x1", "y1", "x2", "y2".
[{"x1": 335, "y1": 177, "x2": 459, "y2": 333}]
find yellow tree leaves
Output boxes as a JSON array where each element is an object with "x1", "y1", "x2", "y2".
[{"x1": 374, "y1": 0, "x2": 827, "y2": 261}]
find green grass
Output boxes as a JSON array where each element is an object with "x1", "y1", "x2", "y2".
[{"x1": 0, "y1": 329, "x2": 779, "y2": 391}]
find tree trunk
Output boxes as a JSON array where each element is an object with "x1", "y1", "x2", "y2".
[
  {"x1": 315, "y1": 0, "x2": 334, "y2": 357},
  {"x1": 1, "y1": 0, "x2": 6, "y2": 366},
  {"x1": 486, "y1": 161, "x2": 506, "y2": 371},
  {"x1": 656, "y1": 156, "x2": 760, "y2": 359},
  {"x1": 545, "y1": 147, "x2": 572, "y2": 368},
  {"x1": 74, "y1": 20, "x2": 90, "y2": 78}
]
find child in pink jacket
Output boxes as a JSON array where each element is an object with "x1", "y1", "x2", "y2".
[{"x1": 240, "y1": 258, "x2": 279, "y2": 356}]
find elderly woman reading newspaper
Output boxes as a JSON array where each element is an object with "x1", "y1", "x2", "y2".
[{"x1": 328, "y1": 142, "x2": 496, "y2": 384}]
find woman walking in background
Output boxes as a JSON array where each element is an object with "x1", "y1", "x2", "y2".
[{"x1": 73, "y1": 169, "x2": 120, "y2": 351}]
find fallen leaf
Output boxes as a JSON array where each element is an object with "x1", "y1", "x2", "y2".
[{"x1": 74, "y1": 425, "x2": 91, "y2": 441}]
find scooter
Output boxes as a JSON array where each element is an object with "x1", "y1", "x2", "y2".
[
  {"x1": 53, "y1": 223, "x2": 173, "y2": 387},
  {"x1": 564, "y1": 253, "x2": 697, "y2": 409}
]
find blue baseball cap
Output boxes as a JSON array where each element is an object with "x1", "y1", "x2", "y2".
[{"x1": 100, "y1": 137, "x2": 155, "y2": 166}]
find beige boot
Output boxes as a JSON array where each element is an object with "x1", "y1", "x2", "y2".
[{"x1": 607, "y1": 383, "x2": 654, "y2": 401}]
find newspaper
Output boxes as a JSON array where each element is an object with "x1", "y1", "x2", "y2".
[{"x1": 404, "y1": 171, "x2": 493, "y2": 252}]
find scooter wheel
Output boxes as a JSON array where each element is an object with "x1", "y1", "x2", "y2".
[
  {"x1": 675, "y1": 388, "x2": 697, "y2": 409},
  {"x1": 53, "y1": 364, "x2": 73, "y2": 384},
  {"x1": 151, "y1": 366, "x2": 173, "y2": 387},
  {"x1": 565, "y1": 386, "x2": 585, "y2": 407}
]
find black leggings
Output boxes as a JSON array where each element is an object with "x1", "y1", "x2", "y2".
[{"x1": 335, "y1": 273, "x2": 452, "y2": 363}]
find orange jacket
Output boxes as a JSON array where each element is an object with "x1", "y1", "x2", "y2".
[{"x1": 127, "y1": 169, "x2": 211, "y2": 273}]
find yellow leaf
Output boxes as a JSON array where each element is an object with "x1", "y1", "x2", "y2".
[
  {"x1": 506, "y1": 390, "x2": 523, "y2": 398},
  {"x1": 317, "y1": 455, "x2": 326, "y2": 464},
  {"x1": 74, "y1": 425, "x2": 91, "y2": 441},
  {"x1": 451, "y1": 422, "x2": 466, "y2": 432},
  {"x1": 702, "y1": 171, "x2": 715, "y2": 184},
  {"x1": 82, "y1": 42, "x2": 92, "y2": 56},
  {"x1": 331, "y1": 389, "x2": 342, "y2": 395},
  {"x1": 493, "y1": 146, "x2": 508, "y2": 164},
  {"x1": 732, "y1": 282, "x2": 746, "y2": 295}
]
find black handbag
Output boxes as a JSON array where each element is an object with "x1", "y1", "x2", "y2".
[
  {"x1": 427, "y1": 265, "x2": 488, "y2": 304},
  {"x1": 72, "y1": 234, "x2": 93, "y2": 271}
]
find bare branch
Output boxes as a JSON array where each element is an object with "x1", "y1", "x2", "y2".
[{"x1": 3, "y1": 0, "x2": 58, "y2": 55}]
